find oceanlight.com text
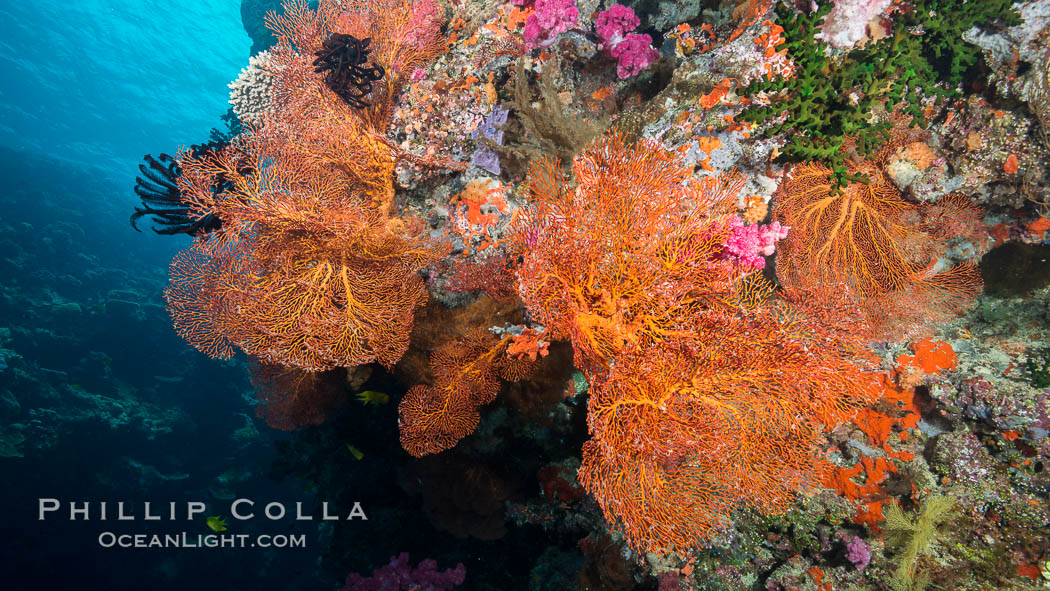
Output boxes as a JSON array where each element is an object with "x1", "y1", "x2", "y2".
[{"x1": 97, "y1": 532, "x2": 307, "y2": 549}]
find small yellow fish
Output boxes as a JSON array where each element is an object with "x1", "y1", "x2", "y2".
[
  {"x1": 356, "y1": 390, "x2": 389, "y2": 406},
  {"x1": 206, "y1": 516, "x2": 227, "y2": 532},
  {"x1": 346, "y1": 443, "x2": 364, "y2": 461}
]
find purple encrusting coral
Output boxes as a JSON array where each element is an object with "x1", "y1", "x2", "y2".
[
  {"x1": 341, "y1": 552, "x2": 466, "y2": 591},
  {"x1": 471, "y1": 106, "x2": 509, "y2": 175},
  {"x1": 845, "y1": 535, "x2": 871, "y2": 570}
]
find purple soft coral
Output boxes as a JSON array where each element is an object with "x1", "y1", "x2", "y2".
[
  {"x1": 341, "y1": 553, "x2": 466, "y2": 591},
  {"x1": 845, "y1": 535, "x2": 872, "y2": 570}
]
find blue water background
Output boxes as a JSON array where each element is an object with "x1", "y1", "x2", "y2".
[
  {"x1": 0, "y1": 3, "x2": 331, "y2": 589},
  {"x1": 0, "y1": 0, "x2": 247, "y2": 193}
]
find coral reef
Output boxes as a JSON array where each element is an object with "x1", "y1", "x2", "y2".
[
  {"x1": 124, "y1": 0, "x2": 1050, "y2": 587},
  {"x1": 228, "y1": 50, "x2": 276, "y2": 125}
]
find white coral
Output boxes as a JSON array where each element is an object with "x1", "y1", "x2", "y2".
[
  {"x1": 228, "y1": 50, "x2": 274, "y2": 126},
  {"x1": 818, "y1": 0, "x2": 893, "y2": 49}
]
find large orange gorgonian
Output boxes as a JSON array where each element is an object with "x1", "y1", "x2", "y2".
[
  {"x1": 163, "y1": 0, "x2": 455, "y2": 371},
  {"x1": 164, "y1": 238, "x2": 245, "y2": 361},
  {"x1": 773, "y1": 134, "x2": 984, "y2": 340},
  {"x1": 263, "y1": 0, "x2": 459, "y2": 215},
  {"x1": 579, "y1": 296, "x2": 879, "y2": 554},
  {"x1": 508, "y1": 131, "x2": 750, "y2": 375},
  {"x1": 166, "y1": 130, "x2": 446, "y2": 371},
  {"x1": 511, "y1": 131, "x2": 879, "y2": 554},
  {"x1": 398, "y1": 329, "x2": 535, "y2": 457}
]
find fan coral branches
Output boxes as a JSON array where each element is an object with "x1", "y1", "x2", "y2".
[
  {"x1": 509, "y1": 132, "x2": 748, "y2": 373},
  {"x1": 167, "y1": 129, "x2": 445, "y2": 370},
  {"x1": 262, "y1": 0, "x2": 459, "y2": 205},
  {"x1": 398, "y1": 331, "x2": 537, "y2": 459},
  {"x1": 399, "y1": 330, "x2": 535, "y2": 457},
  {"x1": 162, "y1": 0, "x2": 457, "y2": 372},
  {"x1": 774, "y1": 134, "x2": 984, "y2": 340},
  {"x1": 164, "y1": 238, "x2": 242, "y2": 360},
  {"x1": 511, "y1": 132, "x2": 878, "y2": 553},
  {"x1": 579, "y1": 307, "x2": 878, "y2": 553}
]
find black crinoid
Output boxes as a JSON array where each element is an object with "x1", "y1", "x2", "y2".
[
  {"x1": 313, "y1": 34, "x2": 385, "y2": 108},
  {"x1": 130, "y1": 134, "x2": 231, "y2": 236}
]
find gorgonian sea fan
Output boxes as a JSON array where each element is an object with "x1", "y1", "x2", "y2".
[
  {"x1": 773, "y1": 129, "x2": 984, "y2": 340},
  {"x1": 510, "y1": 131, "x2": 879, "y2": 554}
]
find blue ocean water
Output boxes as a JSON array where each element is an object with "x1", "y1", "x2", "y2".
[
  {"x1": 0, "y1": 0, "x2": 248, "y2": 191},
  {"x1": 0, "y1": 3, "x2": 331, "y2": 590}
]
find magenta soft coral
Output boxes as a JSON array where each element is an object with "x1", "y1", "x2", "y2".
[
  {"x1": 608, "y1": 33, "x2": 659, "y2": 79},
  {"x1": 523, "y1": 0, "x2": 579, "y2": 49},
  {"x1": 594, "y1": 4, "x2": 658, "y2": 79},
  {"x1": 717, "y1": 217, "x2": 789, "y2": 271},
  {"x1": 341, "y1": 553, "x2": 465, "y2": 591},
  {"x1": 594, "y1": 3, "x2": 639, "y2": 45}
]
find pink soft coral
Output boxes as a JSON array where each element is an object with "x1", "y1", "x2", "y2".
[
  {"x1": 341, "y1": 553, "x2": 465, "y2": 591},
  {"x1": 523, "y1": 0, "x2": 579, "y2": 49},
  {"x1": 718, "y1": 217, "x2": 789, "y2": 271},
  {"x1": 608, "y1": 33, "x2": 659, "y2": 79},
  {"x1": 594, "y1": 5, "x2": 658, "y2": 79},
  {"x1": 595, "y1": 3, "x2": 640, "y2": 47}
]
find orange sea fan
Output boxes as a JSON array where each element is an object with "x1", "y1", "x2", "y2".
[
  {"x1": 579, "y1": 303, "x2": 880, "y2": 555},
  {"x1": 262, "y1": 0, "x2": 455, "y2": 212},
  {"x1": 508, "y1": 132, "x2": 747, "y2": 373},
  {"x1": 773, "y1": 146, "x2": 984, "y2": 340},
  {"x1": 267, "y1": 0, "x2": 445, "y2": 93},
  {"x1": 164, "y1": 238, "x2": 248, "y2": 361},
  {"x1": 169, "y1": 129, "x2": 446, "y2": 371},
  {"x1": 509, "y1": 131, "x2": 881, "y2": 554},
  {"x1": 398, "y1": 330, "x2": 535, "y2": 457}
]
